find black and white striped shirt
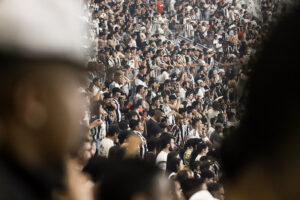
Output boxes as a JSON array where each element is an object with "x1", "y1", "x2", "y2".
[
  {"x1": 113, "y1": 98, "x2": 121, "y2": 122},
  {"x1": 133, "y1": 130, "x2": 147, "y2": 159}
]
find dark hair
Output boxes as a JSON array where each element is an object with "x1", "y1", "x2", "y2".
[
  {"x1": 129, "y1": 119, "x2": 140, "y2": 130},
  {"x1": 199, "y1": 161, "x2": 211, "y2": 172},
  {"x1": 118, "y1": 130, "x2": 132, "y2": 144},
  {"x1": 98, "y1": 159, "x2": 161, "y2": 200},
  {"x1": 119, "y1": 120, "x2": 129, "y2": 130},
  {"x1": 201, "y1": 170, "x2": 215, "y2": 179},
  {"x1": 127, "y1": 111, "x2": 138, "y2": 120},
  {"x1": 108, "y1": 146, "x2": 125, "y2": 159},
  {"x1": 166, "y1": 151, "x2": 181, "y2": 175},
  {"x1": 159, "y1": 133, "x2": 173, "y2": 149},
  {"x1": 180, "y1": 178, "x2": 205, "y2": 200},
  {"x1": 189, "y1": 143, "x2": 207, "y2": 170},
  {"x1": 147, "y1": 137, "x2": 160, "y2": 152},
  {"x1": 136, "y1": 85, "x2": 144, "y2": 93},
  {"x1": 207, "y1": 183, "x2": 222, "y2": 194},
  {"x1": 107, "y1": 124, "x2": 119, "y2": 137}
]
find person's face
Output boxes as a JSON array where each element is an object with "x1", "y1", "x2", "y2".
[
  {"x1": 104, "y1": 97, "x2": 112, "y2": 105},
  {"x1": 159, "y1": 96, "x2": 163, "y2": 104},
  {"x1": 131, "y1": 114, "x2": 138, "y2": 120},
  {"x1": 81, "y1": 142, "x2": 92, "y2": 164},
  {"x1": 16, "y1": 65, "x2": 86, "y2": 164},
  {"x1": 115, "y1": 75, "x2": 121, "y2": 83},
  {"x1": 138, "y1": 121, "x2": 144, "y2": 132},
  {"x1": 169, "y1": 138, "x2": 175, "y2": 151},
  {"x1": 178, "y1": 160, "x2": 184, "y2": 171},
  {"x1": 143, "y1": 67, "x2": 147, "y2": 74},
  {"x1": 164, "y1": 96, "x2": 169, "y2": 103},
  {"x1": 154, "y1": 100, "x2": 160, "y2": 107},
  {"x1": 96, "y1": 79, "x2": 101, "y2": 87},
  {"x1": 140, "y1": 87, "x2": 145, "y2": 94},
  {"x1": 115, "y1": 92, "x2": 121, "y2": 98}
]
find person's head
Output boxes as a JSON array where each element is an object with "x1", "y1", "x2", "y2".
[
  {"x1": 128, "y1": 111, "x2": 139, "y2": 120},
  {"x1": 118, "y1": 130, "x2": 132, "y2": 145},
  {"x1": 136, "y1": 85, "x2": 145, "y2": 94},
  {"x1": 152, "y1": 96, "x2": 161, "y2": 107},
  {"x1": 108, "y1": 146, "x2": 125, "y2": 160},
  {"x1": 192, "y1": 118, "x2": 201, "y2": 129},
  {"x1": 198, "y1": 143, "x2": 209, "y2": 156},
  {"x1": 227, "y1": 112, "x2": 236, "y2": 121},
  {"x1": 201, "y1": 170, "x2": 215, "y2": 184},
  {"x1": 159, "y1": 133, "x2": 175, "y2": 152},
  {"x1": 129, "y1": 119, "x2": 144, "y2": 132},
  {"x1": 112, "y1": 87, "x2": 122, "y2": 99},
  {"x1": 154, "y1": 109, "x2": 163, "y2": 122},
  {"x1": 93, "y1": 77, "x2": 101, "y2": 87},
  {"x1": 98, "y1": 159, "x2": 171, "y2": 200},
  {"x1": 0, "y1": 61, "x2": 86, "y2": 168},
  {"x1": 166, "y1": 151, "x2": 184, "y2": 174},
  {"x1": 114, "y1": 71, "x2": 123, "y2": 83},
  {"x1": 186, "y1": 90, "x2": 194, "y2": 100},
  {"x1": 180, "y1": 178, "x2": 206, "y2": 200},
  {"x1": 207, "y1": 183, "x2": 225, "y2": 200},
  {"x1": 106, "y1": 124, "x2": 120, "y2": 142},
  {"x1": 215, "y1": 123, "x2": 224, "y2": 133},
  {"x1": 103, "y1": 92, "x2": 112, "y2": 105}
]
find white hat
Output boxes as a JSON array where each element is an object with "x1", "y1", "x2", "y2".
[{"x1": 0, "y1": 0, "x2": 87, "y2": 64}]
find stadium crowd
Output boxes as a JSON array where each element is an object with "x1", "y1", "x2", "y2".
[{"x1": 73, "y1": 0, "x2": 279, "y2": 200}]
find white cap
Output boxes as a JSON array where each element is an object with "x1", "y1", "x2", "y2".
[{"x1": 0, "y1": 0, "x2": 87, "y2": 65}]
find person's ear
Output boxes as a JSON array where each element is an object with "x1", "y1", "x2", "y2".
[{"x1": 13, "y1": 81, "x2": 48, "y2": 130}]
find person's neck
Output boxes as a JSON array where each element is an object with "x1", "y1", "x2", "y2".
[{"x1": 163, "y1": 148, "x2": 169, "y2": 154}]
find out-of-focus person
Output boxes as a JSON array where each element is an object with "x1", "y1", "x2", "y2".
[
  {"x1": 221, "y1": 4, "x2": 300, "y2": 200},
  {"x1": 0, "y1": 0, "x2": 90, "y2": 199}
]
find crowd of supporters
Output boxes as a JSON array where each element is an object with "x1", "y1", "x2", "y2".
[{"x1": 75, "y1": 0, "x2": 279, "y2": 199}]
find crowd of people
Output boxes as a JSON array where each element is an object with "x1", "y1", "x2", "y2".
[
  {"x1": 73, "y1": 0, "x2": 279, "y2": 200},
  {"x1": 0, "y1": 0, "x2": 295, "y2": 199}
]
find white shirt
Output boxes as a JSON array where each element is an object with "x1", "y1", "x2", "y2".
[
  {"x1": 109, "y1": 81, "x2": 121, "y2": 92},
  {"x1": 195, "y1": 154, "x2": 202, "y2": 162},
  {"x1": 98, "y1": 138, "x2": 114, "y2": 158},
  {"x1": 207, "y1": 127, "x2": 215, "y2": 139},
  {"x1": 207, "y1": 109, "x2": 219, "y2": 120},
  {"x1": 158, "y1": 71, "x2": 170, "y2": 83},
  {"x1": 189, "y1": 190, "x2": 217, "y2": 200},
  {"x1": 179, "y1": 88, "x2": 186, "y2": 99},
  {"x1": 156, "y1": 151, "x2": 168, "y2": 170}
]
